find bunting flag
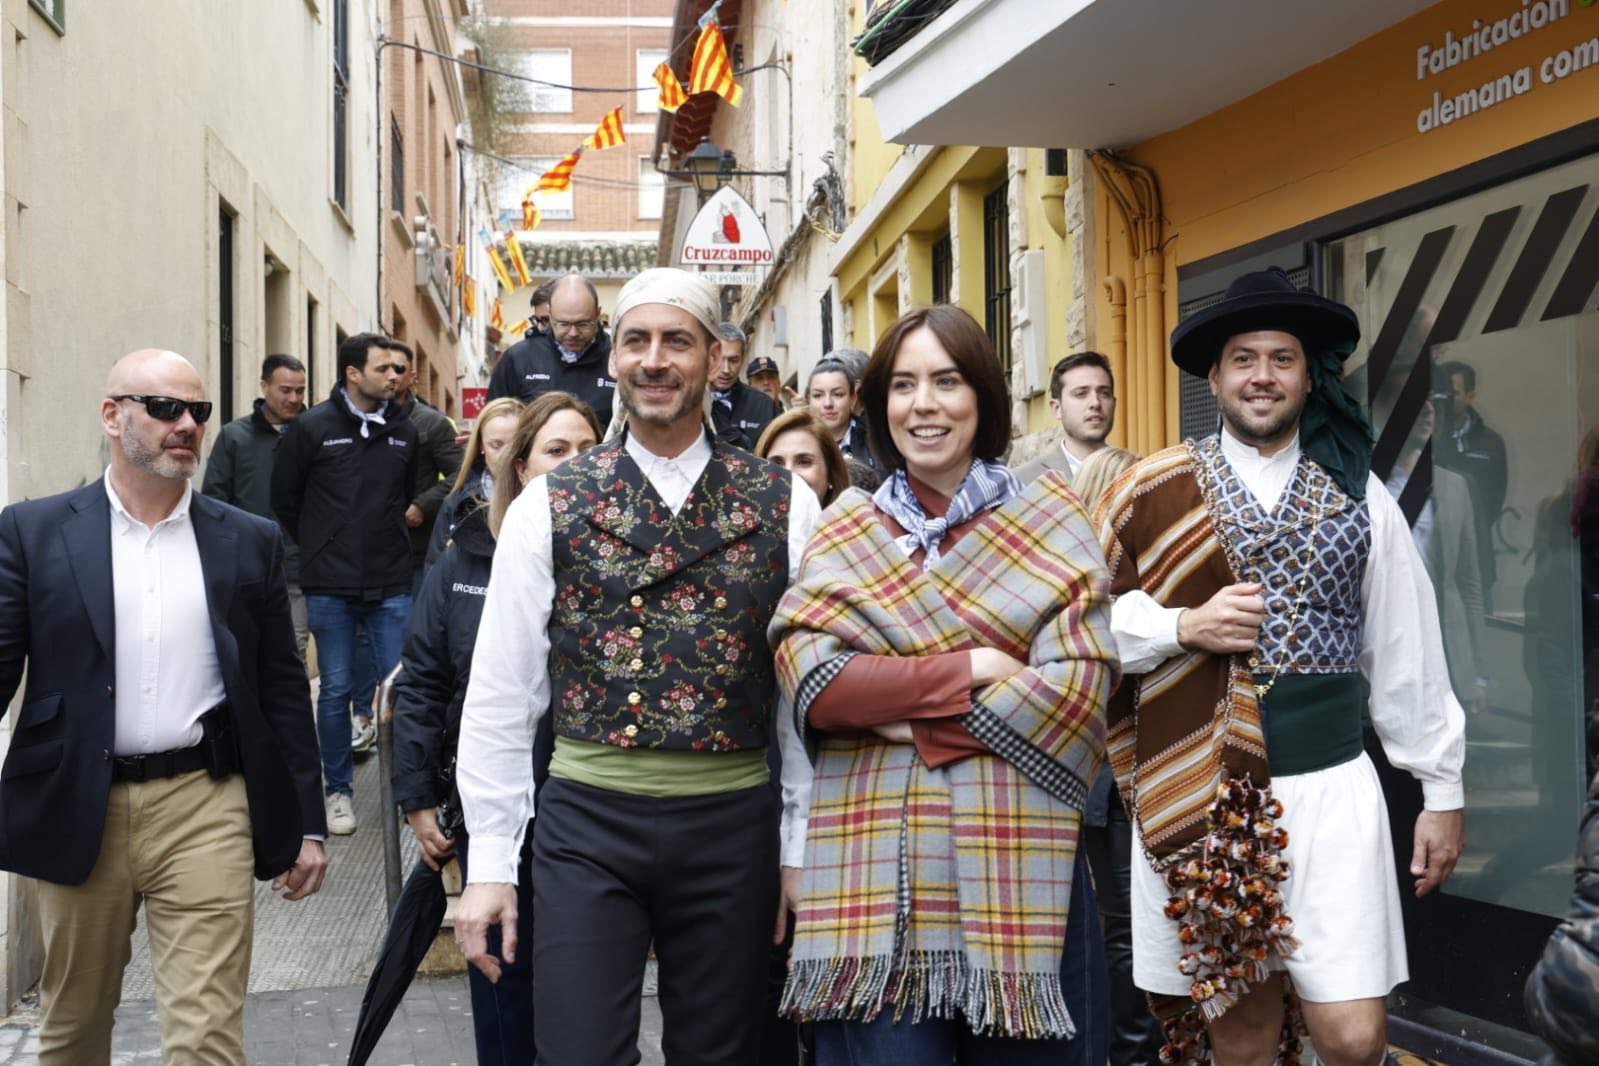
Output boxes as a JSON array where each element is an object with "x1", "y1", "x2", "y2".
[
  {"x1": 490, "y1": 298, "x2": 504, "y2": 331},
  {"x1": 689, "y1": 20, "x2": 743, "y2": 107},
  {"x1": 462, "y1": 277, "x2": 476, "y2": 318},
  {"x1": 653, "y1": 62, "x2": 687, "y2": 113},
  {"x1": 537, "y1": 149, "x2": 583, "y2": 194},
  {"x1": 452, "y1": 243, "x2": 465, "y2": 286},
  {"x1": 503, "y1": 231, "x2": 532, "y2": 287},
  {"x1": 522, "y1": 197, "x2": 543, "y2": 231},
  {"x1": 506, "y1": 319, "x2": 530, "y2": 338},
  {"x1": 584, "y1": 106, "x2": 627, "y2": 151},
  {"x1": 479, "y1": 228, "x2": 514, "y2": 290}
]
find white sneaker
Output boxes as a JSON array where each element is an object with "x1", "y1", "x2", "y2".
[
  {"x1": 351, "y1": 716, "x2": 377, "y2": 753},
  {"x1": 326, "y1": 793, "x2": 356, "y2": 835}
]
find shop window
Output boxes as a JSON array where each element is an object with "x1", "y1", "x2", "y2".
[
  {"x1": 1324, "y1": 153, "x2": 1599, "y2": 927},
  {"x1": 982, "y1": 182, "x2": 1012, "y2": 370}
]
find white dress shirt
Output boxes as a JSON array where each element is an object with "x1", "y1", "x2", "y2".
[
  {"x1": 1060, "y1": 442, "x2": 1085, "y2": 480},
  {"x1": 106, "y1": 473, "x2": 227, "y2": 756},
  {"x1": 1109, "y1": 429, "x2": 1466, "y2": 810},
  {"x1": 457, "y1": 431, "x2": 822, "y2": 884}
]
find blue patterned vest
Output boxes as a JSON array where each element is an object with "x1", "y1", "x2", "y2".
[
  {"x1": 1192, "y1": 435, "x2": 1371, "y2": 675},
  {"x1": 545, "y1": 437, "x2": 792, "y2": 752}
]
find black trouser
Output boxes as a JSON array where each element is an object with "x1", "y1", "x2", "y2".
[
  {"x1": 1081, "y1": 792, "x2": 1164, "y2": 1066},
  {"x1": 532, "y1": 777, "x2": 779, "y2": 1066}
]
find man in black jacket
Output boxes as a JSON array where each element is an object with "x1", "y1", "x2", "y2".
[
  {"x1": 389, "y1": 344, "x2": 464, "y2": 591},
  {"x1": 203, "y1": 353, "x2": 309, "y2": 658},
  {"x1": 0, "y1": 349, "x2": 326, "y2": 1062},
  {"x1": 709, "y1": 323, "x2": 780, "y2": 450},
  {"x1": 486, "y1": 274, "x2": 616, "y2": 425},
  {"x1": 272, "y1": 333, "x2": 418, "y2": 835}
]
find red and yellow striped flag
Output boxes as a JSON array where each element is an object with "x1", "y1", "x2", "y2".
[
  {"x1": 480, "y1": 229, "x2": 513, "y2": 290},
  {"x1": 490, "y1": 298, "x2": 504, "y2": 332},
  {"x1": 462, "y1": 277, "x2": 476, "y2": 318},
  {"x1": 537, "y1": 149, "x2": 583, "y2": 194},
  {"x1": 506, "y1": 319, "x2": 530, "y2": 338},
  {"x1": 653, "y1": 62, "x2": 687, "y2": 112},
  {"x1": 584, "y1": 106, "x2": 626, "y2": 150},
  {"x1": 689, "y1": 21, "x2": 743, "y2": 107},
  {"x1": 522, "y1": 197, "x2": 542, "y2": 232},
  {"x1": 503, "y1": 231, "x2": 532, "y2": 287}
]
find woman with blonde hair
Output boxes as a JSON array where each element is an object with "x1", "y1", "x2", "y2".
[
  {"x1": 390, "y1": 391, "x2": 599, "y2": 1063},
  {"x1": 756, "y1": 408, "x2": 851, "y2": 509},
  {"x1": 423, "y1": 396, "x2": 523, "y2": 571}
]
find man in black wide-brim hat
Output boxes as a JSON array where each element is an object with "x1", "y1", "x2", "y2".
[{"x1": 1094, "y1": 267, "x2": 1466, "y2": 1065}]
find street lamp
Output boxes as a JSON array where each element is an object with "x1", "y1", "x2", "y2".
[{"x1": 682, "y1": 136, "x2": 734, "y2": 201}]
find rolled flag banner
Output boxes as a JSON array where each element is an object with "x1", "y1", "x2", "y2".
[
  {"x1": 537, "y1": 149, "x2": 583, "y2": 194},
  {"x1": 503, "y1": 231, "x2": 532, "y2": 287},
  {"x1": 462, "y1": 277, "x2": 476, "y2": 318},
  {"x1": 506, "y1": 319, "x2": 530, "y2": 338},
  {"x1": 585, "y1": 106, "x2": 627, "y2": 150},
  {"x1": 522, "y1": 198, "x2": 542, "y2": 231},
  {"x1": 653, "y1": 62, "x2": 687, "y2": 112},
  {"x1": 452, "y1": 243, "x2": 464, "y2": 286},
  {"x1": 490, "y1": 298, "x2": 504, "y2": 331},
  {"x1": 690, "y1": 19, "x2": 743, "y2": 107}
]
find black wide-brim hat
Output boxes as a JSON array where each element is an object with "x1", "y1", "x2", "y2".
[{"x1": 1170, "y1": 266, "x2": 1360, "y2": 379}]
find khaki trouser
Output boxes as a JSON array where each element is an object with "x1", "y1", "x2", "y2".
[{"x1": 36, "y1": 770, "x2": 255, "y2": 1065}]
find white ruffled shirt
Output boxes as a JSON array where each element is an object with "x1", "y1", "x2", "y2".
[
  {"x1": 1109, "y1": 428, "x2": 1466, "y2": 811},
  {"x1": 456, "y1": 430, "x2": 821, "y2": 884}
]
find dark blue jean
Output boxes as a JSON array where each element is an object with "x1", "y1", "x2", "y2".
[
  {"x1": 306, "y1": 593, "x2": 411, "y2": 796},
  {"x1": 456, "y1": 830, "x2": 536, "y2": 1064},
  {"x1": 813, "y1": 853, "x2": 1108, "y2": 1066}
]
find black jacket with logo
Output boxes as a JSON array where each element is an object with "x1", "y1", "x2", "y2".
[
  {"x1": 487, "y1": 328, "x2": 617, "y2": 427},
  {"x1": 270, "y1": 386, "x2": 418, "y2": 600},
  {"x1": 395, "y1": 396, "x2": 464, "y2": 567},
  {"x1": 711, "y1": 381, "x2": 781, "y2": 451},
  {"x1": 390, "y1": 505, "x2": 554, "y2": 813}
]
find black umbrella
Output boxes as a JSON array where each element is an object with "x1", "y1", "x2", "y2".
[{"x1": 345, "y1": 857, "x2": 448, "y2": 1066}]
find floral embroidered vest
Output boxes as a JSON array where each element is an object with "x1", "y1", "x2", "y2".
[
  {"x1": 545, "y1": 438, "x2": 792, "y2": 752},
  {"x1": 1191, "y1": 435, "x2": 1371, "y2": 675}
]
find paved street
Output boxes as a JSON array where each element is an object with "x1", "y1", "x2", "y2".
[{"x1": 0, "y1": 746, "x2": 665, "y2": 1065}]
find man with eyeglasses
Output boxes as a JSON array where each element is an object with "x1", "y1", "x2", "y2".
[
  {"x1": 487, "y1": 273, "x2": 617, "y2": 427},
  {"x1": 0, "y1": 349, "x2": 327, "y2": 1062},
  {"x1": 272, "y1": 333, "x2": 419, "y2": 836}
]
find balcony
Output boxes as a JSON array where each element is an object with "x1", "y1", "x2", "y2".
[{"x1": 858, "y1": 0, "x2": 1434, "y2": 149}]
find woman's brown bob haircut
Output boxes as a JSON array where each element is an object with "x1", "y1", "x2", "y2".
[
  {"x1": 754, "y1": 408, "x2": 851, "y2": 509},
  {"x1": 860, "y1": 304, "x2": 1011, "y2": 472}
]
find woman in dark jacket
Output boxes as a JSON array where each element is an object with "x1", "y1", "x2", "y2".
[
  {"x1": 421, "y1": 396, "x2": 523, "y2": 573},
  {"x1": 1525, "y1": 766, "x2": 1599, "y2": 1063},
  {"x1": 391, "y1": 391, "x2": 600, "y2": 1063}
]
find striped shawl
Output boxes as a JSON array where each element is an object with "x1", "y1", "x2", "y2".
[{"x1": 773, "y1": 472, "x2": 1114, "y2": 1039}]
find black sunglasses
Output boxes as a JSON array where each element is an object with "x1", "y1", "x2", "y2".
[{"x1": 110, "y1": 394, "x2": 214, "y2": 424}]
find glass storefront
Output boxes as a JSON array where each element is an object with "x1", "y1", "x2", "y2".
[{"x1": 1324, "y1": 150, "x2": 1599, "y2": 1052}]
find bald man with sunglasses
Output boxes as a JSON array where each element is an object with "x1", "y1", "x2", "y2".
[{"x1": 0, "y1": 349, "x2": 327, "y2": 1063}]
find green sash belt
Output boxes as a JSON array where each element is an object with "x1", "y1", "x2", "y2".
[{"x1": 1255, "y1": 672, "x2": 1367, "y2": 777}]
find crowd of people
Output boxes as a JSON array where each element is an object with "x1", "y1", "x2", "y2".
[{"x1": 0, "y1": 263, "x2": 1594, "y2": 1065}]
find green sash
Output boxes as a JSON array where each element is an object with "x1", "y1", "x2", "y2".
[{"x1": 1256, "y1": 672, "x2": 1367, "y2": 776}]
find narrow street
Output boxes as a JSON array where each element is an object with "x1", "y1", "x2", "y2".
[{"x1": 0, "y1": 748, "x2": 666, "y2": 1064}]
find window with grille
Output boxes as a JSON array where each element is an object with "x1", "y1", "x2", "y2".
[
  {"x1": 332, "y1": 0, "x2": 349, "y2": 210},
  {"x1": 931, "y1": 232, "x2": 953, "y2": 305},
  {"x1": 390, "y1": 117, "x2": 405, "y2": 215},
  {"x1": 982, "y1": 182, "x2": 1012, "y2": 370}
]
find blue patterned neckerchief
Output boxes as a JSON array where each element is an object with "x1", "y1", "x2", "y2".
[{"x1": 873, "y1": 458, "x2": 1023, "y2": 568}]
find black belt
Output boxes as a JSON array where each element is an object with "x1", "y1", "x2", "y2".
[{"x1": 110, "y1": 744, "x2": 211, "y2": 783}]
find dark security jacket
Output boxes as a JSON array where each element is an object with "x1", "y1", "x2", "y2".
[
  {"x1": 422, "y1": 475, "x2": 483, "y2": 576},
  {"x1": 396, "y1": 396, "x2": 464, "y2": 566},
  {"x1": 1524, "y1": 767, "x2": 1599, "y2": 1064},
  {"x1": 270, "y1": 386, "x2": 418, "y2": 600},
  {"x1": 202, "y1": 399, "x2": 301, "y2": 582},
  {"x1": 390, "y1": 505, "x2": 553, "y2": 812},
  {"x1": 486, "y1": 328, "x2": 617, "y2": 427},
  {"x1": 0, "y1": 482, "x2": 325, "y2": 884},
  {"x1": 711, "y1": 381, "x2": 781, "y2": 451}
]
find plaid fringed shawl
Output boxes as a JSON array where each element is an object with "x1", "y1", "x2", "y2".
[{"x1": 772, "y1": 473, "x2": 1115, "y2": 1039}]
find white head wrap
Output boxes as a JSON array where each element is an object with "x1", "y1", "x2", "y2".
[{"x1": 611, "y1": 268, "x2": 721, "y2": 338}]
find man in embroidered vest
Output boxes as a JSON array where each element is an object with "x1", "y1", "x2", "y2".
[
  {"x1": 1095, "y1": 268, "x2": 1466, "y2": 1066},
  {"x1": 453, "y1": 267, "x2": 822, "y2": 1064}
]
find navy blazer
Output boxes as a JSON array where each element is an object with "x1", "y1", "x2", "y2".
[{"x1": 0, "y1": 478, "x2": 326, "y2": 885}]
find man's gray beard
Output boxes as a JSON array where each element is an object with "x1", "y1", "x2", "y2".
[{"x1": 120, "y1": 423, "x2": 194, "y2": 481}]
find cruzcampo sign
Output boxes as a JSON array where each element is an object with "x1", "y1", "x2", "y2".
[{"x1": 679, "y1": 185, "x2": 775, "y2": 267}]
